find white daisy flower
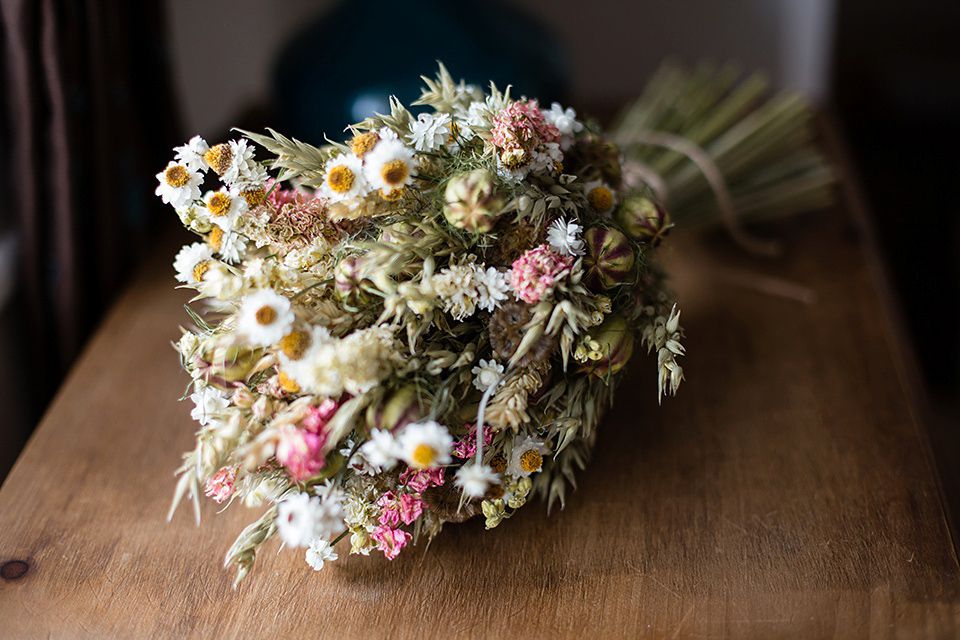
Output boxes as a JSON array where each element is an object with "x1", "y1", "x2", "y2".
[
  {"x1": 173, "y1": 242, "x2": 214, "y2": 284},
  {"x1": 222, "y1": 139, "x2": 268, "y2": 189},
  {"x1": 173, "y1": 135, "x2": 210, "y2": 173},
  {"x1": 155, "y1": 161, "x2": 202, "y2": 208},
  {"x1": 208, "y1": 227, "x2": 246, "y2": 264},
  {"x1": 237, "y1": 289, "x2": 295, "y2": 347},
  {"x1": 471, "y1": 358, "x2": 504, "y2": 392},
  {"x1": 507, "y1": 435, "x2": 551, "y2": 477},
  {"x1": 204, "y1": 188, "x2": 247, "y2": 232},
  {"x1": 189, "y1": 387, "x2": 229, "y2": 426},
  {"x1": 397, "y1": 420, "x2": 454, "y2": 470},
  {"x1": 543, "y1": 103, "x2": 584, "y2": 150},
  {"x1": 281, "y1": 326, "x2": 341, "y2": 396},
  {"x1": 547, "y1": 217, "x2": 585, "y2": 256},
  {"x1": 359, "y1": 429, "x2": 400, "y2": 474},
  {"x1": 455, "y1": 463, "x2": 499, "y2": 498},
  {"x1": 583, "y1": 180, "x2": 617, "y2": 215},
  {"x1": 305, "y1": 538, "x2": 338, "y2": 571},
  {"x1": 363, "y1": 139, "x2": 418, "y2": 196},
  {"x1": 473, "y1": 266, "x2": 510, "y2": 312},
  {"x1": 320, "y1": 153, "x2": 369, "y2": 201},
  {"x1": 407, "y1": 112, "x2": 451, "y2": 152}
]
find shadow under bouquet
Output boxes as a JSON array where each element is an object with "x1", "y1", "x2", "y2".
[{"x1": 162, "y1": 63, "x2": 830, "y2": 585}]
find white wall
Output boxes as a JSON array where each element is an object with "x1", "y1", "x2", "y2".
[{"x1": 166, "y1": 0, "x2": 834, "y2": 136}]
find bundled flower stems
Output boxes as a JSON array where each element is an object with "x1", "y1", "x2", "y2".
[{"x1": 160, "y1": 62, "x2": 832, "y2": 585}]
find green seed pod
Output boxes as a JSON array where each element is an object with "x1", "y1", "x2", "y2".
[
  {"x1": 615, "y1": 196, "x2": 671, "y2": 246},
  {"x1": 443, "y1": 169, "x2": 506, "y2": 233},
  {"x1": 583, "y1": 226, "x2": 635, "y2": 290},
  {"x1": 577, "y1": 314, "x2": 635, "y2": 378}
]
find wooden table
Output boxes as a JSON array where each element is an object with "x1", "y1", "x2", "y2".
[{"x1": 2, "y1": 135, "x2": 958, "y2": 638}]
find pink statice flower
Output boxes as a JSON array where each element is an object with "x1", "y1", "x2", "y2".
[
  {"x1": 399, "y1": 467, "x2": 445, "y2": 493},
  {"x1": 491, "y1": 99, "x2": 560, "y2": 151},
  {"x1": 398, "y1": 493, "x2": 424, "y2": 525},
  {"x1": 303, "y1": 398, "x2": 338, "y2": 433},
  {"x1": 452, "y1": 423, "x2": 494, "y2": 459},
  {"x1": 376, "y1": 491, "x2": 401, "y2": 528},
  {"x1": 490, "y1": 99, "x2": 562, "y2": 179},
  {"x1": 276, "y1": 427, "x2": 327, "y2": 481},
  {"x1": 510, "y1": 244, "x2": 575, "y2": 304},
  {"x1": 371, "y1": 525, "x2": 411, "y2": 560},
  {"x1": 204, "y1": 466, "x2": 237, "y2": 504}
]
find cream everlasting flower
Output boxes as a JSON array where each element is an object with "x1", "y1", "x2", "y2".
[
  {"x1": 321, "y1": 153, "x2": 370, "y2": 201},
  {"x1": 507, "y1": 435, "x2": 550, "y2": 477},
  {"x1": 173, "y1": 242, "x2": 214, "y2": 284},
  {"x1": 471, "y1": 358, "x2": 504, "y2": 392},
  {"x1": 155, "y1": 161, "x2": 202, "y2": 208},
  {"x1": 173, "y1": 135, "x2": 210, "y2": 173},
  {"x1": 547, "y1": 217, "x2": 585, "y2": 256},
  {"x1": 407, "y1": 112, "x2": 451, "y2": 152},
  {"x1": 305, "y1": 538, "x2": 338, "y2": 570},
  {"x1": 432, "y1": 264, "x2": 479, "y2": 320},
  {"x1": 583, "y1": 180, "x2": 617, "y2": 215},
  {"x1": 363, "y1": 139, "x2": 418, "y2": 196},
  {"x1": 455, "y1": 463, "x2": 499, "y2": 498},
  {"x1": 238, "y1": 290, "x2": 295, "y2": 347},
  {"x1": 397, "y1": 420, "x2": 453, "y2": 470},
  {"x1": 474, "y1": 266, "x2": 510, "y2": 312}
]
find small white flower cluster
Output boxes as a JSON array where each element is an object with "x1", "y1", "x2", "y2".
[
  {"x1": 276, "y1": 485, "x2": 346, "y2": 548},
  {"x1": 429, "y1": 263, "x2": 511, "y2": 320}
]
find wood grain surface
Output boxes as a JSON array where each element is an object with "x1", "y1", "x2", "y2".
[{"x1": 1, "y1": 148, "x2": 958, "y2": 638}]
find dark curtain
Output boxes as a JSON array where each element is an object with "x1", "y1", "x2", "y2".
[{"x1": 1, "y1": 0, "x2": 181, "y2": 389}]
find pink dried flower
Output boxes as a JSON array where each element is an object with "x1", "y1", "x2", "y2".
[
  {"x1": 303, "y1": 398, "x2": 338, "y2": 433},
  {"x1": 452, "y1": 423, "x2": 494, "y2": 459},
  {"x1": 376, "y1": 491, "x2": 401, "y2": 528},
  {"x1": 399, "y1": 467, "x2": 445, "y2": 492},
  {"x1": 398, "y1": 494, "x2": 424, "y2": 525},
  {"x1": 491, "y1": 99, "x2": 560, "y2": 152},
  {"x1": 510, "y1": 244, "x2": 574, "y2": 304},
  {"x1": 276, "y1": 427, "x2": 327, "y2": 481},
  {"x1": 372, "y1": 526, "x2": 411, "y2": 561},
  {"x1": 204, "y1": 466, "x2": 237, "y2": 504},
  {"x1": 266, "y1": 179, "x2": 307, "y2": 209}
]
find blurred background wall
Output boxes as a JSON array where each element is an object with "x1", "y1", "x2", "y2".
[{"x1": 1, "y1": 0, "x2": 958, "y2": 482}]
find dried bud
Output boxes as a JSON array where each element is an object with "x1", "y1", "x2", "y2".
[
  {"x1": 577, "y1": 314, "x2": 635, "y2": 378},
  {"x1": 615, "y1": 196, "x2": 671, "y2": 246},
  {"x1": 583, "y1": 227, "x2": 635, "y2": 290},
  {"x1": 443, "y1": 169, "x2": 506, "y2": 233},
  {"x1": 201, "y1": 345, "x2": 258, "y2": 385},
  {"x1": 366, "y1": 385, "x2": 421, "y2": 432},
  {"x1": 335, "y1": 256, "x2": 369, "y2": 305}
]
